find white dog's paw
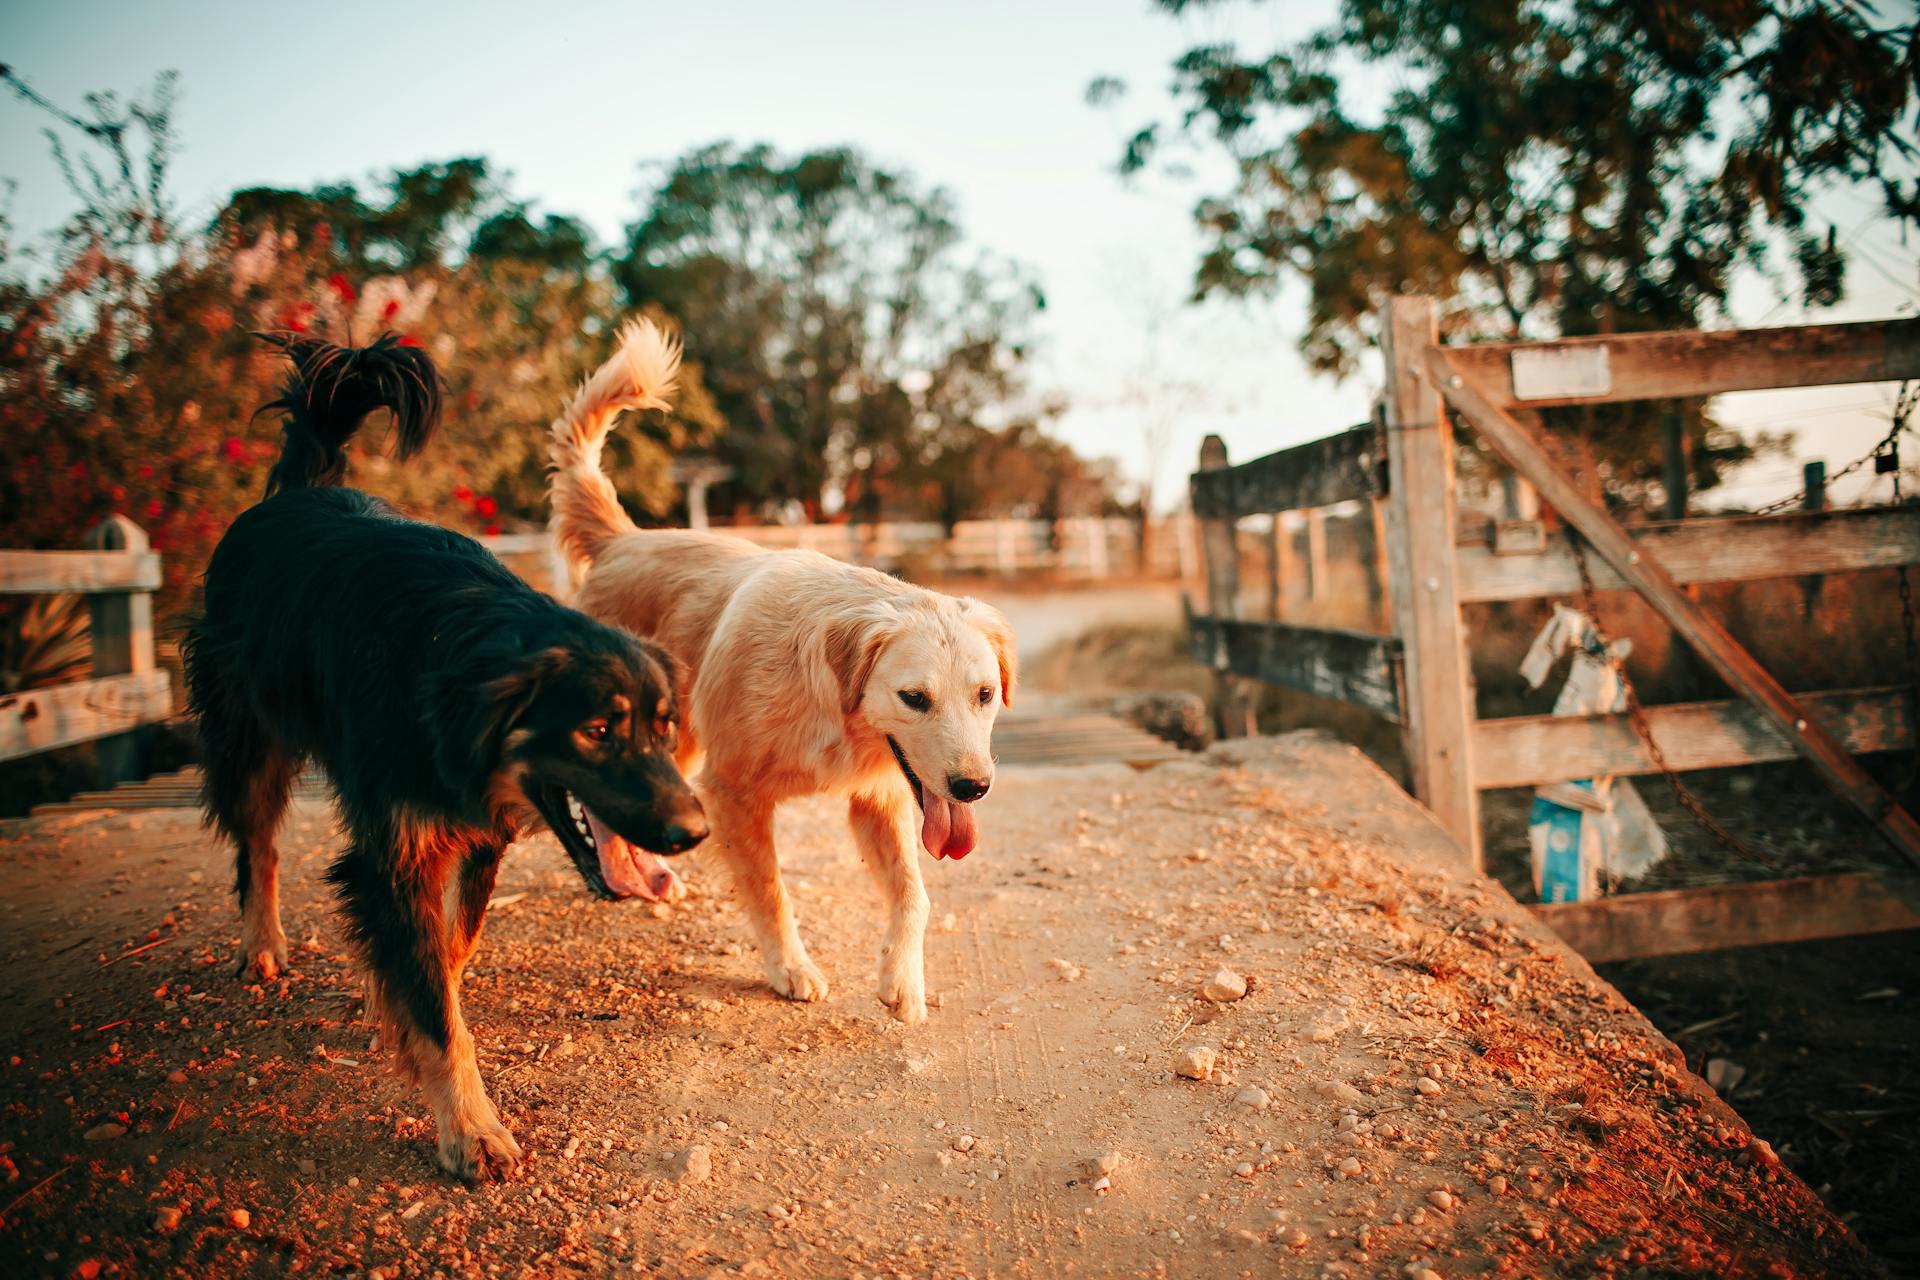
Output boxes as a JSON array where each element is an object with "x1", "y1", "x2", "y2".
[
  {"x1": 878, "y1": 976, "x2": 928, "y2": 1025},
  {"x1": 767, "y1": 955, "x2": 830, "y2": 1003}
]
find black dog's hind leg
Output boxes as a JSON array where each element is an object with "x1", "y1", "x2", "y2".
[
  {"x1": 330, "y1": 824, "x2": 521, "y2": 1182},
  {"x1": 199, "y1": 704, "x2": 299, "y2": 981}
]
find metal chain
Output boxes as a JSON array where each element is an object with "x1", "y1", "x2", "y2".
[
  {"x1": 1750, "y1": 387, "x2": 1914, "y2": 516},
  {"x1": 1564, "y1": 528, "x2": 1781, "y2": 870}
]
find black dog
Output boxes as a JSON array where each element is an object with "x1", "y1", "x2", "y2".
[{"x1": 185, "y1": 333, "x2": 706, "y2": 1180}]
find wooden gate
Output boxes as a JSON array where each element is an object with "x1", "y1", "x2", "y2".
[{"x1": 1189, "y1": 298, "x2": 1920, "y2": 958}]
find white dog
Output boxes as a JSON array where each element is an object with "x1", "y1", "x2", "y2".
[{"x1": 545, "y1": 320, "x2": 1016, "y2": 1022}]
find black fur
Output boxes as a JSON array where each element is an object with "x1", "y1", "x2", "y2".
[{"x1": 184, "y1": 332, "x2": 705, "y2": 1179}]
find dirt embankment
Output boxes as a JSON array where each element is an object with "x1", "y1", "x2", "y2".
[{"x1": 0, "y1": 736, "x2": 1876, "y2": 1278}]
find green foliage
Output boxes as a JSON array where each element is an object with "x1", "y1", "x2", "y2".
[
  {"x1": 616, "y1": 142, "x2": 1058, "y2": 516},
  {"x1": 1102, "y1": 0, "x2": 1918, "y2": 502}
]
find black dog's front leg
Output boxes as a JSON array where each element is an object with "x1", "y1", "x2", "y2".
[{"x1": 329, "y1": 824, "x2": 521, "y2": 1181}]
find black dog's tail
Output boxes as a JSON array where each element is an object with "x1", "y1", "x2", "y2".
[{"x1": 255, "y1": 332, "x2": 442, "y2": 497}]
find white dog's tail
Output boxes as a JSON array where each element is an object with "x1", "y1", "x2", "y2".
[{"x1": 547, "y1": 317, "x2": 682, "y2": 579}]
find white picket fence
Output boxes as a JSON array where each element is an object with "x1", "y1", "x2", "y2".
[{"x1": 482, "y1": 515, "x2": 1196, "y2": 595}]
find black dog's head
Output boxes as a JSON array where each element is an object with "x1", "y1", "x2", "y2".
[{"x1": 479, "y1": 630, "x2": 706, "y2": 900}]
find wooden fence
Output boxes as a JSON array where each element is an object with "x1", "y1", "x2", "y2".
[
  {"x1": 486, "y1": 515, "x2": 1197, "y2": 596},
  {"x1": 1190, "y1": 298, "x2": 1920, "y2": 959},
  {"x1": 1, "y1": 516, "x2": 171, "y2": 779}
]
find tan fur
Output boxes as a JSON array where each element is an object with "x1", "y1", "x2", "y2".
[{"x1": 547, "y1": 323, "x2": 1017, "y2": 1020}]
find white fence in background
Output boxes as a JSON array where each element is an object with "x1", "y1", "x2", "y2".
[{"x1": 482, "y1": 515, "x2": 1196, "y2": 595}]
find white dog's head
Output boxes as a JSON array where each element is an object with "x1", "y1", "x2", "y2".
[{"x1": 826, "y1": 596, "x2": 1016, "y2": 860}]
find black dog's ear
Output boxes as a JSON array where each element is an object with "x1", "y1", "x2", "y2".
[{"x1": 434, "y1": 647, "x2": 573, "y2": 794}]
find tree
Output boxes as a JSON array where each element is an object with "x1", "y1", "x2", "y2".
[
  {"x1": 616, "y1": 142, "x2": 1045, "y2": 516},
  {"x1": 1098, "y1": 0, "x2": 1918, "y2": 503},
  {"x1": 1, "y1": 70, "x2": 722, "y2": 629}
]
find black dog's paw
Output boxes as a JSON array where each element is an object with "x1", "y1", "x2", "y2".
[{"x1": 437, "y1": 1121, "x2": 524, "y2": 1183}]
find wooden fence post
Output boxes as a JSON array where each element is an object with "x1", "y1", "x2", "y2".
[
  {"x1": 1304, "y1": 509, "x2": 1329, "y2": 604},
  {"x1": 1196, "y1": 435, "x2": 1257, "y2": 737},
  {"x1": 84, "y1": 515, "x2": 156, "y2": 785},
  {"x1": 1381, "y1": 297, "x2": 1481, "y2": 864},
  {"x1": 1265, "y1": 517, "x2": 1284, "y2": 621}
]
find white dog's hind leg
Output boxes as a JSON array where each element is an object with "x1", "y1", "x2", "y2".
[
  {"x1": 850, "y1": 788, "x2": 930, "y2": 1024},
  {"x1": 704, "y1": 778, "x2": 829, "y2": 1003}
]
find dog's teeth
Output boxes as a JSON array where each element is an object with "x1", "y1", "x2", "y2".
[{"x1": 566, "y1": 795, "x2": 584, "y2": 820}]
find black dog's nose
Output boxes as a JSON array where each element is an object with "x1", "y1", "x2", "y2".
[
  {"x1": 663, "y1": 819, "x2": 708, "y2": 854},
  {"x1": 948, "y1": 775, "x2": 991, "y2": 803}
]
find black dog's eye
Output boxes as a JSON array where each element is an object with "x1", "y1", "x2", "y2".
[
  {"x1": 977, "y1": 686, "x2": 994, "y2": 705},
  {"x1": 654, "y1": 716, "x2": 673, "y2": 739},
  {"x1": 579, "y1": 721, "x2": 611, "y2": 744},
  {"x1": 898, "y1": 690, "x2": 931, "y2": 712}
]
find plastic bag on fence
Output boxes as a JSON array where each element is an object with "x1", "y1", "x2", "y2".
[{"x1": 1520, "y1": 605, "x2": 1670, "y2": 902}]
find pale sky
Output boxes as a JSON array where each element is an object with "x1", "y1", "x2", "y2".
[{"x1": 4, "y1": 0, "x2": 1916, "y2": 511}]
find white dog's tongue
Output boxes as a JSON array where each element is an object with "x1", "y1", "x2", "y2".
[
  {"x1": 584, "y1": 808, "x2": 684, "y2": 901},
  {"x1": 918, "y1": 782, "x2": 979, "y2": 860}
]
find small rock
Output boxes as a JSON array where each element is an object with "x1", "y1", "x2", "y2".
[
  {"x1": 1749, "y1": 1139, "x2": 1780, "y2": 1168},
  {"x1": 1411, "y1": 1269, "x2": 1442, "y2": 1280},
  {"x1": 1486, "y1": 1175, "x2": 1507, "y2": 1196},
  {"x1": 952, "y1": 1135, "x2": 976, "y2": 1152},
  {"x1": 74, "y1": 1262, "x2": 100, "y2": 1280},
  {"x1": 1304, "y1": 1009, "x2": 1347, "y2": 1043},
  {"x1": 1234, "y1": 1086, "x2": 1270, "y2": 1110},
  {"x1": 153, "y1": 1206, "x2": 183, "y2": 1233},
  {"x1": 1414, "y1": 1077, "x2": 1443, "y2": 1097},
  {"x1": 297, "y1": 1158, "x2": 316, "y2": 1175},
  {"x1": 563, "y1": 1135, "x2": 581, "y2": 1159},
  {"x1": 226, "y1": 1208, "x2": 251, "y2": 1229},
  {"x1": 83, "y1": 1122, "x2": 126, "y2": 1142},
  {"x1": 1088, "y1": 1151, "x2": 1122, "y2": 1177},
  {"x1": 1337, "y1": 1156, "x2": 1362, "y2": 1179},
  {"x1": 1046, "y1": 958, "x2": 1082, "y2": 981},
  {"x1": 1426, "y1": 1189, "x2": 1454, "y2": 1212},
  {"x1": 1201, "y1": 967, "x2": 1248, "y2": 1002},
  {"x1": 166, "y1": 1070, "x2": 188, "y2": 1085},
  {"x1": 1285, "y1": 1228, "x2": 1310, "y2": 1249},
  {"x1": 1234, "y1": 1162, "x2": 1255, "y2": 1178},
  {"x1": 1315, "y1": 1080, "x2": 1365, "y2": 1105},
  {"x1": 1090, "y1": 1175, "x2": 1111, "y2": 1193},
  {"x1": 1175, "y1": 1046, "x2": 1218, "y2": 1081},
  {"x1": 674, "y1": 1145, "x2": 713, "y2": 1183}
]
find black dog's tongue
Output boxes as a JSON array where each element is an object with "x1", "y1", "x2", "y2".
[{"x1": 583, "y1": 808, "x2": 682, "y2": 901}]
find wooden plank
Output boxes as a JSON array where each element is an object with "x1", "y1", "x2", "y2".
[
  {"x1": 1193, "y1": 436, "x2": 1257, "y2": 737},
  {"x1": 1189, "y1": 425, "x2": 1378, "y2": 519},
  {"x1": 0, "y1": 671, "x2": 174, "y2": 762},
  {"x1": 1431, "y1": 341, "x2": 1920, "y2": 870},
  {"x1": 1304, "y1": 509, "x2": 1329, "y2": 602},
  {"x1": 1187, "y1": 615, "x2": 1402, "y2": 721},
  {"x1": 1534, "y1": 873, "x2": 1920, "y2": 964},
  {"x1": 84, "y1": 517, "x2": 157, "y2": 783},
  {"x1": 1474, "y1": 686, "x2": 1911, "y2": 789},
  {"x1": 1445, "y1": 316, "x2": 1920, "y2": 408},
  {"x1": 0, "y1": 549, "x2": 162, "y2": 594},
  {"x1": 1457, "y1": 506, "x2": 1920, "y2": 602},
  {"x1": 1383, "y1": 297, "x2": 1482, "y2": 863}
]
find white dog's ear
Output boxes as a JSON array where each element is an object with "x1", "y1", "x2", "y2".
[
  {"x1": 822, "y1": 606, "x2": 899, "y2": 716},
  {"x1": 961, "y1": 599, "x2": 1018, "y2": 709}
]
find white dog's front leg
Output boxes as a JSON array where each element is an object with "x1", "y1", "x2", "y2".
[
  {"x1": 704, "y1": 777, "x2": 829, "y2": 1003},
  {"x1": 850, "y1": 789, "x2": 930, "y2": 1023}
]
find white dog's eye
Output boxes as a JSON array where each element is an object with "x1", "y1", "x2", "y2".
[
  {"x1": 977, "y1": 686, "x2": 993, "y2": 705},
  {"x1": 898, "y1": 690, "x2": 931, "y2": 712}
]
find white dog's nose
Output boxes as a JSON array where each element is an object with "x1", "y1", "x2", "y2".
[{"x1": 948, "y1": 774, "x2": 990, "y2": 803}]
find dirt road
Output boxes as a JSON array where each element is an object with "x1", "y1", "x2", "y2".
[{"x1": 0, "y1": 736, "x2": 1873, "y2": 1277}]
